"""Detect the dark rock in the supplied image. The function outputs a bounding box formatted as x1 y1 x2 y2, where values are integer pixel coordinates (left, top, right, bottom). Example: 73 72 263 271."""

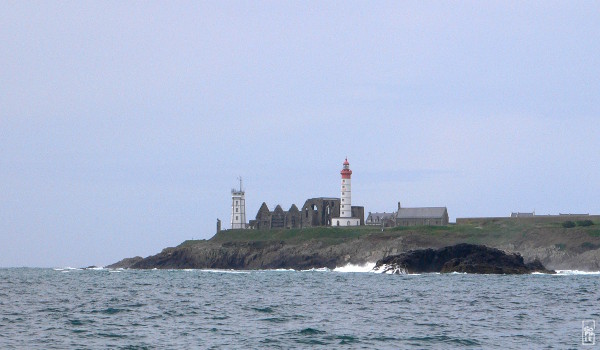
106 256 144 269
374 243 555 274
525 258 555 273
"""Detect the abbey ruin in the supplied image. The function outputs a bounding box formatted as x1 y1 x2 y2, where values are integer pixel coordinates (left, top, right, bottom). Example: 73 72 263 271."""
248 198 365 230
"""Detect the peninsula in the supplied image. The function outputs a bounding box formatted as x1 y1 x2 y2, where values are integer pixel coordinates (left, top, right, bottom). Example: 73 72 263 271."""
108 219 600 271
108 159 599 272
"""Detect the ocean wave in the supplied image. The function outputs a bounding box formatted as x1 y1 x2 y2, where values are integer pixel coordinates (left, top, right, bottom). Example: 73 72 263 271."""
53 267 82 272
300 267 331 272
333 262 376 273
554 270 600 275
85 266 105 271
372 264 406 274
200 269 250 274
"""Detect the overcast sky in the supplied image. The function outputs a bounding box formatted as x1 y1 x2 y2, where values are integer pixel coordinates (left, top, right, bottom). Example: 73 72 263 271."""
1 2 599 267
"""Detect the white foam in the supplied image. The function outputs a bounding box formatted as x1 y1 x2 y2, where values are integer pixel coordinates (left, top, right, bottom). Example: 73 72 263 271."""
333 262 376 273
555 270 600 275
200 269 250 274
183 268 293 273
301 267 331 272
55 267 82 272
86 266 105 270
372 264 408 274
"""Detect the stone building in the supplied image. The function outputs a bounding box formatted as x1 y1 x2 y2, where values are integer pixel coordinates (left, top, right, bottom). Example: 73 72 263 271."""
366 202 449 227
286 204 301 228
365 212 396 227
396 206 449 226
511 212 535 218
250 203 301 230
249 197 364 230
300 197 339 227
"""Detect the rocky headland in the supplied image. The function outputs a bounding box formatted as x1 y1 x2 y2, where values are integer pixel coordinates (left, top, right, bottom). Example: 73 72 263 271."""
107 220 600 272
373 243 555 274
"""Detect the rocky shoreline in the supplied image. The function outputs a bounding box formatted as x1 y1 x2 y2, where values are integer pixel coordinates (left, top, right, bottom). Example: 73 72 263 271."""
373 243 555 274
107 223 600 271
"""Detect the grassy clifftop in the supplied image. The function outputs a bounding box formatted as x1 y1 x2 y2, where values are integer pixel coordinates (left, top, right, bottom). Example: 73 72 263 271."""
182 220 600 252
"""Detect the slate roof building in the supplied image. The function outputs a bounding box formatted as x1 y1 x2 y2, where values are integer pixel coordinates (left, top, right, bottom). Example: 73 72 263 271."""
366 202 449 227
511 212 535 218
365 212 396 227
396 204 449 226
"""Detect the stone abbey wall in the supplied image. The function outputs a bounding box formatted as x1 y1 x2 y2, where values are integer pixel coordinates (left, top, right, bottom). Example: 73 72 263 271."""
249 197 364 229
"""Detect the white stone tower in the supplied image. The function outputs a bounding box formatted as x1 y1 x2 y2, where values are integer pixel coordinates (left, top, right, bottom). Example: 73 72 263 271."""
332 158 361 226
230 177 247 229
340 158 352 218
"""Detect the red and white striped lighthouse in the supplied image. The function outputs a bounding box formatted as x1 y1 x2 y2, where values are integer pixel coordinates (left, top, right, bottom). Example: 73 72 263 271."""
333 158 361 226
340 158 352 218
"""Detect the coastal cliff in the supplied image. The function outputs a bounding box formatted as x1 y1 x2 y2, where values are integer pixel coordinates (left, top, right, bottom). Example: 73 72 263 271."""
107 220 600 271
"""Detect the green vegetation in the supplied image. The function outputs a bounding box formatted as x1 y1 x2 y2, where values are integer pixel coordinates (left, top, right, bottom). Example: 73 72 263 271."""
580 242 599 251
577 220 594 227
562 221 576 228
175 219 600 254
210 226 370 244
587 229 600 238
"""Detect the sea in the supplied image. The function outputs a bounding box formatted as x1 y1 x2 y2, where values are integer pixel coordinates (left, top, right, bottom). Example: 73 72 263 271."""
1 266 598 349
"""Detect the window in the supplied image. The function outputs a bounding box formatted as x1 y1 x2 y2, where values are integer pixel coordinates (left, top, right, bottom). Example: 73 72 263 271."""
235 216 238 220
236 208 238 212
235 201 238 205
341 199 344 202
